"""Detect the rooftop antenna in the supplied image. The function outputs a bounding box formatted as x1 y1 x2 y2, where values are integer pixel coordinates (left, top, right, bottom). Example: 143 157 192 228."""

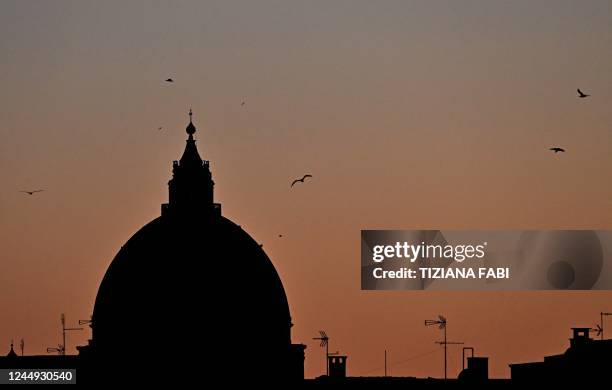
593 324 603 339
313 330 330 376
46 344 64 355
425 315 447 379
47 313 83 356
79 316 93 327
19 339 24 356
599 312 612 340
426 315 463 380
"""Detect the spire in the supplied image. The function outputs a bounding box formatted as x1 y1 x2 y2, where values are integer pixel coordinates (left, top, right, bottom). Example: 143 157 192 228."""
180 109 203 166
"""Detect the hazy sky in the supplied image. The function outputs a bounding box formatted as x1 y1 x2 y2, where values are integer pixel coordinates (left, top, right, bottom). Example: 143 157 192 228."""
1 0 611 379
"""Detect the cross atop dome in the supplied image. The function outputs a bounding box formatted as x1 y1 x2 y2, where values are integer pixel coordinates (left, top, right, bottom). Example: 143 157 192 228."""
186 108 196 136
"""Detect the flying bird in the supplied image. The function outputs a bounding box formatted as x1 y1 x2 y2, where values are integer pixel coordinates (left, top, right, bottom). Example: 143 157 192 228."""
158 126 163 131
549 147 565 153
241 101 246 106
165 78 174 83
278 234 283 238
20 190 44 195
291 174 312 187
577 88 590 98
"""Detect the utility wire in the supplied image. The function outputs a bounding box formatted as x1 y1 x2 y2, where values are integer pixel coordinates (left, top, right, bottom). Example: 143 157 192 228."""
360 348 441 376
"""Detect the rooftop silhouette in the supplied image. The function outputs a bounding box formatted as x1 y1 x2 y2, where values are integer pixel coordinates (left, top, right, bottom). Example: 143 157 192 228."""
1 113 610 386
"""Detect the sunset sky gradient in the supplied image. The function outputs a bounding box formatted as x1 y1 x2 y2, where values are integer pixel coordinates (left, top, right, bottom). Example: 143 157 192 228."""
1 0 612 379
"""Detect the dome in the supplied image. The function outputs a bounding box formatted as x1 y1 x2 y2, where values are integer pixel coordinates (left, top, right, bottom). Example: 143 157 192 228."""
91 215 292 374
87 111 301 381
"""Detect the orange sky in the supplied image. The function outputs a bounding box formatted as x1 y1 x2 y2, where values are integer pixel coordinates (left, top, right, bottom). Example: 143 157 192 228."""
1 0 611 379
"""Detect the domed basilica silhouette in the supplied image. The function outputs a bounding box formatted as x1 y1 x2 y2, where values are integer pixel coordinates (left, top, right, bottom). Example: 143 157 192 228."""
85 110 306 381
0 111 306 384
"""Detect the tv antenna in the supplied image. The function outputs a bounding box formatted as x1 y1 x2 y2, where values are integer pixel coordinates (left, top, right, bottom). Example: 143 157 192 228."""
313 330 330 376
79 316 93 327
592 324 603 338
598 312 612 340
46 313 83 356
426 315 463 380
46 344 64 355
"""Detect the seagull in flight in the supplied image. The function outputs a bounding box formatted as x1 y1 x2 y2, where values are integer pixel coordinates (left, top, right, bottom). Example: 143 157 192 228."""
165 78 174 83
20 190 44 195
291 174 312 187
577 88 590 98
549 147 565 154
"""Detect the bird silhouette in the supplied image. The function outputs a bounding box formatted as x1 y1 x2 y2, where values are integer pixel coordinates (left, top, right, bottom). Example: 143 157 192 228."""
165 78 174 83
291 174 312 187
20 190 43 195
241 101 246 106
278 234 283 238
549 147 565 153
577 88 590 98
158 126 163 131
